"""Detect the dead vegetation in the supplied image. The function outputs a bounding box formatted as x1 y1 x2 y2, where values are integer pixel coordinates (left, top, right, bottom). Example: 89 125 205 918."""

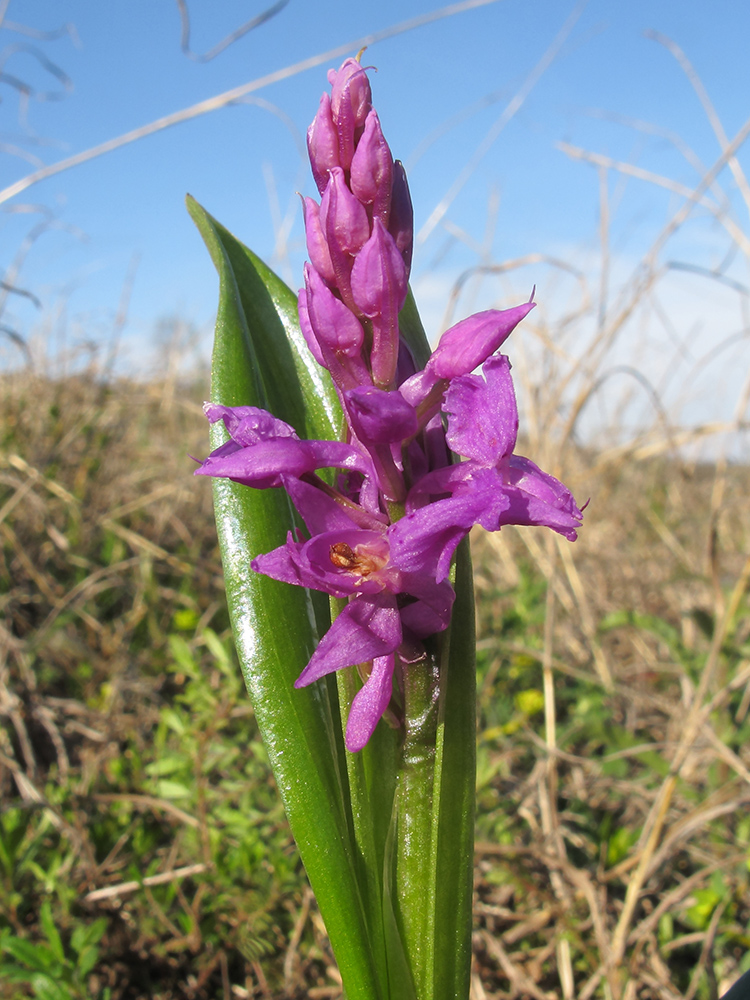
0 363 747 1000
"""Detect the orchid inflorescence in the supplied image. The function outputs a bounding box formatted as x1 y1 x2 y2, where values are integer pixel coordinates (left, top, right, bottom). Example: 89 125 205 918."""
196 55 582 752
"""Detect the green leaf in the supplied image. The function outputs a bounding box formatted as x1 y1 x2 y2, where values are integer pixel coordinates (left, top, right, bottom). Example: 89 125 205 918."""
1 937 62 975
168 634 199 676
70 918 107 956
430 541 476 1000
187 196 385 1000
145 756 185 778
75 944 100 979
399 287 432 371
335 623 402 997
30 973 71 1000
0 966 45 984
39 901 65 965
154 779 192 800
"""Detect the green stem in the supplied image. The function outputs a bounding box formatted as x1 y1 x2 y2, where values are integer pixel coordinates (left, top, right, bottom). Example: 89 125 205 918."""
333 540 476 1000
394 646 440 999
393 541 477 1000
333 597 400 1000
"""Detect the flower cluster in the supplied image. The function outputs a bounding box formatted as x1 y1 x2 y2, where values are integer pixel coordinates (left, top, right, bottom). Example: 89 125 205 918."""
196 57 583 752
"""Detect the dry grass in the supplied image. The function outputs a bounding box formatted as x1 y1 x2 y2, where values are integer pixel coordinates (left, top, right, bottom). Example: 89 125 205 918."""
469 447 750 1000
0 355 748 999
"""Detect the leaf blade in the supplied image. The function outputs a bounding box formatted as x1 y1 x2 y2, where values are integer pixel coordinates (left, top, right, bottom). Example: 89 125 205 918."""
187 196 385 1000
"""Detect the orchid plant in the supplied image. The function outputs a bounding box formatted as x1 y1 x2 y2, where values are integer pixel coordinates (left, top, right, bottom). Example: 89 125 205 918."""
189 54 582 1000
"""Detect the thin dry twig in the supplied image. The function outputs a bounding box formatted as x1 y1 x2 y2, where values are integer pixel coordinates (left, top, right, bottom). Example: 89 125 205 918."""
175 0 289 63
417 0 588 246
83 863 208 903
0 0 503 207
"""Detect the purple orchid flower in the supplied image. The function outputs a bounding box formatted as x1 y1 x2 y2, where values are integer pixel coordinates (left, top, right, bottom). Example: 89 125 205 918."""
197 56 583 751
196 406 454 750
251 477 454 751
401 355 583 553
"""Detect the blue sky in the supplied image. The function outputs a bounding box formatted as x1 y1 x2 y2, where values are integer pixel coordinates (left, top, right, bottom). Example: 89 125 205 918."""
2 0 749 432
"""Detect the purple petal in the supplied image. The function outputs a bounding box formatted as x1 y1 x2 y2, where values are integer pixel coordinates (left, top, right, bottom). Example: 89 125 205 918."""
390 488 509 581
203 403 298 446
195 435 375 490
308 440 378 481
284 476 385 535
195 438 320 488
499 455 583 540
405 463 473 511
398 578 455 637
251 534 346 594
398 366 441 413
443 354 518 464
428 303 535 380
346 386 417 444
295 594 402 686
345 654 395 752
302 529 396 595
422 412 451 473
252 529 389 599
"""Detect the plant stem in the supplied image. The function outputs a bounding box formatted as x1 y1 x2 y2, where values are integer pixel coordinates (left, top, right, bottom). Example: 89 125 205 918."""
394 646 440 998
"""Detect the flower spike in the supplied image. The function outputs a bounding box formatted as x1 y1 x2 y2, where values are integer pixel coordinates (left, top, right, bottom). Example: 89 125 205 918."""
197 57 582 750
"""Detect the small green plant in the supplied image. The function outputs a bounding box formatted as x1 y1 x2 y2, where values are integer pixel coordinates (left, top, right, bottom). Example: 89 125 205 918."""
0 903 108 1000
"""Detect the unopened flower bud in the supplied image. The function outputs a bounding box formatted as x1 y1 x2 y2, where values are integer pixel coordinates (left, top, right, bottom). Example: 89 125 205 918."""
301 196 336 285
297 288 326 369
346 386 415 501
351 110 393 226
307 93 339 195
351 218 407 388
388 161 414 278
320 166 370 310
301 264 370 390
329 58 372 169
320 167 370 255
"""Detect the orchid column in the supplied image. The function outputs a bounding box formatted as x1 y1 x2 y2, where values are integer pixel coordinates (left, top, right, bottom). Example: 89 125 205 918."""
190 53 582 1000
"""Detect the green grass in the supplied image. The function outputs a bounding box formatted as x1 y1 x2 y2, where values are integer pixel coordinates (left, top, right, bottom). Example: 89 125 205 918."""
1 372 749 999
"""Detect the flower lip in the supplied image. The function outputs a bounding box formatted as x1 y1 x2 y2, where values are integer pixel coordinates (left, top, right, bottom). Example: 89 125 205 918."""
306 529 393 591
329 540 389 578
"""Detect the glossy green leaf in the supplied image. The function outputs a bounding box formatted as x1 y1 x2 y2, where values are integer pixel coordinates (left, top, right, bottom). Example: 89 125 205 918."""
430 541 476 1000
187 196 385 1000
